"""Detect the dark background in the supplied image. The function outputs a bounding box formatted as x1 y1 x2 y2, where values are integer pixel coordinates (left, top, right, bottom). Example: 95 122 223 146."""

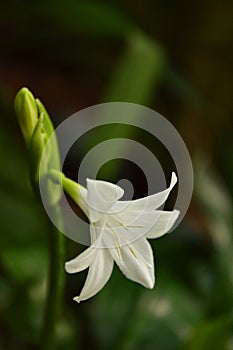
0 1 232 349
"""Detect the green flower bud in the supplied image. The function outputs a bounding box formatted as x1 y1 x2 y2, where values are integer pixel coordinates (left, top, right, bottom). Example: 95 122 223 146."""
14 87 38 146
36 98 54 136
29 113 49 184
35 99 62 205
14 87 62 205
35 98 61 173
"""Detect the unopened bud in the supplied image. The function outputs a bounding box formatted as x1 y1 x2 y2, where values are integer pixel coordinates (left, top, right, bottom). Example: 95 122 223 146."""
14 87 38 146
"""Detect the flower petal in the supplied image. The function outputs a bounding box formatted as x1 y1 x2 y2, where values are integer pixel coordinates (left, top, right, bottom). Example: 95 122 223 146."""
65 222 107 274
90 219 106 245
145 209 180 239
87 178 124 222
103 207 179 245
112 209 180 241
104 232 155 289
110 172 177 215
73 248 114 302
65 246 96 274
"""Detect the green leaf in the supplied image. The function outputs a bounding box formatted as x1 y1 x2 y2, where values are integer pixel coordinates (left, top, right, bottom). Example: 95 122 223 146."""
81 31 167 180
104 31 166 104
194 155 233 312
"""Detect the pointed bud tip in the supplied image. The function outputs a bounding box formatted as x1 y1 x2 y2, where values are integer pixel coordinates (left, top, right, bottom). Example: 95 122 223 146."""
18 87 30 94
35 98 46 115
15 87 35 105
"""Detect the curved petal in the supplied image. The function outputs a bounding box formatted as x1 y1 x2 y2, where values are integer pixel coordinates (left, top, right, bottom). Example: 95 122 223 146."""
111 209 180 241
110 172 177 215
65 223 107 274
73 248 114 302
104 207 179 245
145 209 180 239
104 232 155 289
65 246 96 274
87 178 124 222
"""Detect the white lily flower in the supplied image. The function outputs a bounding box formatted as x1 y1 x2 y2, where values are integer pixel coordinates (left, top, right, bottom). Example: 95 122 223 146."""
59 172 179 302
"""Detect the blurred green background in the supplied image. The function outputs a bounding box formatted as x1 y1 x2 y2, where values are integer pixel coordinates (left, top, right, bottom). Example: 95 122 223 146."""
0 0 232 349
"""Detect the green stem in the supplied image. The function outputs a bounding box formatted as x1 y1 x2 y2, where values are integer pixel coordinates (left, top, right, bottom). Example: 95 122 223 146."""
40 204 65 350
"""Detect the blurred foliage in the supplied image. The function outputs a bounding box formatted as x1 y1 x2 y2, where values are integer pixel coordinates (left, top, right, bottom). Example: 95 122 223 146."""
0 0 233 349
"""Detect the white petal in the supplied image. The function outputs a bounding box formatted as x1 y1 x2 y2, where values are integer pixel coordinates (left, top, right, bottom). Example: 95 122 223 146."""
87 179 124 222
104 208 179 245
90 215 107 244
110 172 177 215
104 233 155 289
65 224 106 274
145 209 180 239
112 209 180 241
73 248 114 302
65 246 96 274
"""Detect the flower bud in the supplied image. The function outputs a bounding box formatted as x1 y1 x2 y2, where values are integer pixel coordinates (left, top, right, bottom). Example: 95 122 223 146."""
14 87 38 146
29 113 48 184
36 98 61 172
15 87 62 205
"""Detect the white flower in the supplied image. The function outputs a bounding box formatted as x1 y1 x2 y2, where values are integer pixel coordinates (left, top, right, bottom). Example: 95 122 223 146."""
61 172 179 302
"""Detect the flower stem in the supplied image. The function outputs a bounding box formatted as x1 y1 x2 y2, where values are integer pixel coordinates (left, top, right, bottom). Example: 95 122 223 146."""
40 204 65 350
